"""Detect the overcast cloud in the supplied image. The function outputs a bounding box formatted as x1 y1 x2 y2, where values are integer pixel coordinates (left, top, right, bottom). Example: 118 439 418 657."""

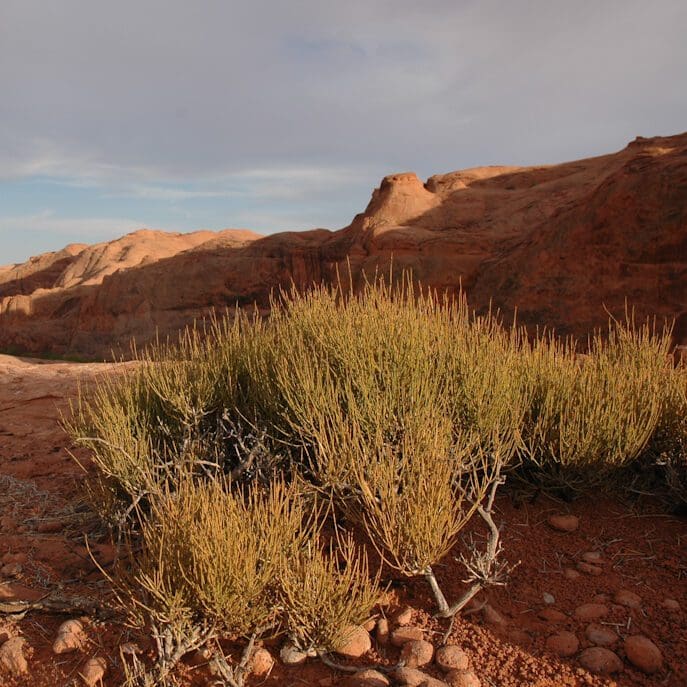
1 0 686 264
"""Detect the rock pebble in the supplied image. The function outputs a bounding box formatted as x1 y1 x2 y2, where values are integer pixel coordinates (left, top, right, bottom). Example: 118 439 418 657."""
363 617 377 632
53 619 86 654
280 642 307 665
624 635 663 674
563 568 581 580
435 645 470 672
581 551 604 564
542 592 555 605
336 625 372 658
545 631 579 657
0 637 28 675
251 648 274 677
393 607 414 626
391 626 424 647
80 656 106 686
576 561 603 576
445 671 481 687
578 647 623 674
394 667 434 686
400 639 434 668
613 589 641 609
585 623 618 646
574 603 608 621
661 598 681 612
547 514 579 532
538 608 567 622
376 617 390 645
344 669 390 687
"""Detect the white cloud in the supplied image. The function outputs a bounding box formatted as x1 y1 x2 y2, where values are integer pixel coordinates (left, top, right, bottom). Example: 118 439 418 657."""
0 210 146 237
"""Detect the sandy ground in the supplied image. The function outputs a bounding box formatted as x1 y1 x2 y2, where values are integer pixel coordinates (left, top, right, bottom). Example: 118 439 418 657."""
0 354 685 686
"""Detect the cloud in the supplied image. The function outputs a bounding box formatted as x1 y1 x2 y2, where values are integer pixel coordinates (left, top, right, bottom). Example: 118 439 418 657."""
0 211 146 237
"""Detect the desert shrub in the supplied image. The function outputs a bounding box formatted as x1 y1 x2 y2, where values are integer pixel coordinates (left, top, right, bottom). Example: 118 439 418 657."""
280 533 380 653
518 317 674 490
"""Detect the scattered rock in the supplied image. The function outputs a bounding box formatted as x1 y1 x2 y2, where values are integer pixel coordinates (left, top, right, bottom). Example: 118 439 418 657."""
376 617 390 645
538 608 567 622
547 514 579 532
279 642 307 665
0 637 28 675
578 647 623 674
363 617 378 632
445 670 481 687
435 645 470 672
251 648 274 677
336 625 372 658
418 679 449 687
592 593 609 604
576 562 603 576
391 626 424 647
80 656 106 686
53 619 86 654
0 583 13 600
574 603 608 621
542 592 555 605
37 519 63 534
481 604 507 627
0 563 21 577
400 639 434 668
185 647 212 667
347 669 390 687
545 631 579 657
119 642 142 656
393 607 414 626
585 623 618 646
661 598 681 612
563 568 581 580
613 589 641 609
624 635 663 674
581 551 604 564
394 667 433 687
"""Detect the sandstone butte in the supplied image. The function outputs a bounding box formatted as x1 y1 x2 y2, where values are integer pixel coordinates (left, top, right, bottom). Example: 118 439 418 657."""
0 132 685 359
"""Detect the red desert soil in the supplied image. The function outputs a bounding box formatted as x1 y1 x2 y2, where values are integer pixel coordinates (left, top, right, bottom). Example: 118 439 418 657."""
0 354 685 687
1 132 686 359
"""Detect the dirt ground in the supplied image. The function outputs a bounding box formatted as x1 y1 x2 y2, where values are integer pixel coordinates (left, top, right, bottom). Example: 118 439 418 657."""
0 354 685 687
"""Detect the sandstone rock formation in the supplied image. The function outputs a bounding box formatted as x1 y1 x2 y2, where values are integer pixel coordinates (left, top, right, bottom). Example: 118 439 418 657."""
1 133 685 358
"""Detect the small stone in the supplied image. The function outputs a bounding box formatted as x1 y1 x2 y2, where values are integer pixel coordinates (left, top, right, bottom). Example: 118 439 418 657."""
37 520 63 534
445 670 481 687
393 607 414 626
185 647 212 667
613 589 641 609
394 667 433 687
563 568 581 580
578 647 623 674
119 642 142 656
481 604 507 627
0 583 13 600
347 669 390 687
336 625 372 658
661 598 681 612
0 563 21 577
585 623 618 646
53 619 86 654
546 631 579 657
574 603 609 621
279 642 307 665
435 645 469 672
548 514 579 532
538 608 567 622
251 648 274 677
376 617 390 645
363 617 377 632
624 635 663 674
80 656 106 686
582 551 604 564
418 679 450 687
391 626 424 647
542 592 555 605
0 637 28 675
592 593 609 604
318 679 334 687
576 562 603 576
400 639 434 668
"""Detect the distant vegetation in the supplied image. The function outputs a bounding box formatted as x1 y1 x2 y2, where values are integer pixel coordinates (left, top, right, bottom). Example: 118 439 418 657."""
66 277 687 685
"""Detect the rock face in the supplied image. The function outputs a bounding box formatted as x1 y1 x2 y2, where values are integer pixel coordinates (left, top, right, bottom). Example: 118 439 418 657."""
1 133 686 358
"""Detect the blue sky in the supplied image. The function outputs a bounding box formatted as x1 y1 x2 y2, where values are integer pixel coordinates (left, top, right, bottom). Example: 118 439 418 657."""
2 0 686 265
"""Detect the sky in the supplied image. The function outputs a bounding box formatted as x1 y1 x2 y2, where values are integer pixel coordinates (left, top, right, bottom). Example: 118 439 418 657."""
1 1 686 265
